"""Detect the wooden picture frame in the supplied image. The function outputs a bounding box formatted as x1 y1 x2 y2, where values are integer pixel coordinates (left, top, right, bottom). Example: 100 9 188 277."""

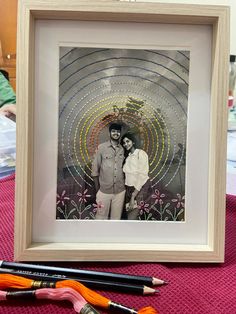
15 0 229 262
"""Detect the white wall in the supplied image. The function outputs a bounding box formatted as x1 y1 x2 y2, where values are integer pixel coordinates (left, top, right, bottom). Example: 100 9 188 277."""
135 0 236 54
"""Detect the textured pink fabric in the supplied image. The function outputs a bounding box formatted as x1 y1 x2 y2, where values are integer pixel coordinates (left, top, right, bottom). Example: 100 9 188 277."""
0 174 236 314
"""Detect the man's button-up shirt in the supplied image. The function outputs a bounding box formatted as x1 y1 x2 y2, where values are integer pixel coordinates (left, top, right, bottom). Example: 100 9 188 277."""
91 141 125 194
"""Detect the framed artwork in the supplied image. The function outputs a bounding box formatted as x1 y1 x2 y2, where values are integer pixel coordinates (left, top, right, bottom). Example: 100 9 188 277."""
15 0 229 262
57 46 188 221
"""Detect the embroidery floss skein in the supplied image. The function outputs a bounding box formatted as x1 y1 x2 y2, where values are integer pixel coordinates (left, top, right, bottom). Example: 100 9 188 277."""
0 287 100 314
0 274 158 314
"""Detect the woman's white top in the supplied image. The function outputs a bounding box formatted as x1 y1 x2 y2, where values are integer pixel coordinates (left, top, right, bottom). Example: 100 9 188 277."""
123 149 149 191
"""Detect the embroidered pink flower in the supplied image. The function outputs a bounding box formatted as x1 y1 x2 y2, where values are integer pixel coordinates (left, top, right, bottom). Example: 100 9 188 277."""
56 190 70 206
93 201 104 213
137 201 149 213
152 189 165 205
172 193 185 208
77 189 91 203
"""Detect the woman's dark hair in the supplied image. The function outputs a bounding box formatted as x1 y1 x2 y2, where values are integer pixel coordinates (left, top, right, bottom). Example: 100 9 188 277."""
121 132 137 147
121 132 138 159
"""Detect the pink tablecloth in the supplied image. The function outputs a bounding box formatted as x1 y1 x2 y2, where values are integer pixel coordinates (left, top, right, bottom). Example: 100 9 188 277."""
1 174 236 314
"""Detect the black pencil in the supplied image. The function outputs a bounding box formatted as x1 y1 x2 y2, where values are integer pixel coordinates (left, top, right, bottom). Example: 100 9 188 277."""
0 268 158 295
0 260 166 286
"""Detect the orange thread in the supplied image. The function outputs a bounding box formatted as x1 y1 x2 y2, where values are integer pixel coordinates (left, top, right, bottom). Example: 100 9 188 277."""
138 306 159 314
56 280 109 308
0 274 33 289
0 274 158 314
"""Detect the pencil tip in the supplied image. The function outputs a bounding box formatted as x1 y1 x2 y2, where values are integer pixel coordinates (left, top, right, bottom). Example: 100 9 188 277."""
143 286 156 295
152 277 168 286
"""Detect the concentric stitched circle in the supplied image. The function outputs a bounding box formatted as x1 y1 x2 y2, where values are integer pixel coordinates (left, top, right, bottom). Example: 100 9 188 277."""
58 47 189 192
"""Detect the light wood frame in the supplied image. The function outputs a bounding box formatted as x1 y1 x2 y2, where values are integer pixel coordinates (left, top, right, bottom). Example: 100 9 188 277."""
15 0 229 262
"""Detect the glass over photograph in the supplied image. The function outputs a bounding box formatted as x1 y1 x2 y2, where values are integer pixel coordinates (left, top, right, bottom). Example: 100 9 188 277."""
56 47 189 221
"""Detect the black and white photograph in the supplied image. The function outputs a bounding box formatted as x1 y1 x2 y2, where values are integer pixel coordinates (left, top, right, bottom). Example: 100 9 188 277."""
56 47 189 221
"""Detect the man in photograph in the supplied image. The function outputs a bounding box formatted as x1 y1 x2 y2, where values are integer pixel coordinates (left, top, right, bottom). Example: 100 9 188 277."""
91 123 126 219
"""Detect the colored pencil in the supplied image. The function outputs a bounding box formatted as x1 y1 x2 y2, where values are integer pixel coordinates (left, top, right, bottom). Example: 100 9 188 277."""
0 268 158 295
0 260 166 286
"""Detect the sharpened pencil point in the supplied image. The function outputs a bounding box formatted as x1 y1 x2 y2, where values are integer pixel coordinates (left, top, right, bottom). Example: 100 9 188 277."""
152 277 167 286
143 286 156 295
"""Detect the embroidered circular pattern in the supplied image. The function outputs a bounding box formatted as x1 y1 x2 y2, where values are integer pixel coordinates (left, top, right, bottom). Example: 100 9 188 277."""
59 48 189 191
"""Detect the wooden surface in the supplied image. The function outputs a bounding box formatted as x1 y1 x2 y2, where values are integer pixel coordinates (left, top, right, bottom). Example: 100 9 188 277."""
0 0 17 90
15 0 229 262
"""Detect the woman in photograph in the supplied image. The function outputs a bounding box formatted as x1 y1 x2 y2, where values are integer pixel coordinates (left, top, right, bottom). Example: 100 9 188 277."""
121 133 152 220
